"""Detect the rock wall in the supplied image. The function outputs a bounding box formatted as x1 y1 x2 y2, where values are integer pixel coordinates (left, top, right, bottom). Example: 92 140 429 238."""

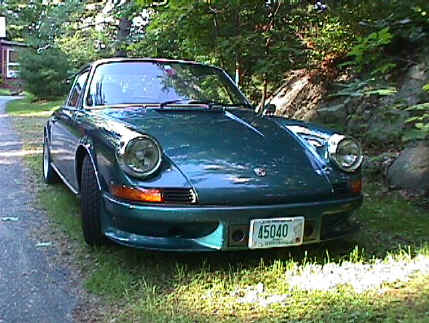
265 69 328 121
267 50 428 145
267 50 429 195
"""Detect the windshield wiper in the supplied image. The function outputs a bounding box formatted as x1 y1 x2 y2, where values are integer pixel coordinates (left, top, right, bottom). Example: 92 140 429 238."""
187 100 225 109
158 99 251 110
159 99 191 108
159 99 224 109
223 102 253 109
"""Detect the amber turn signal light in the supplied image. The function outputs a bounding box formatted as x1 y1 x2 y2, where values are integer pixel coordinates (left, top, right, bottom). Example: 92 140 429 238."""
350 179 362 194
111 185 164 203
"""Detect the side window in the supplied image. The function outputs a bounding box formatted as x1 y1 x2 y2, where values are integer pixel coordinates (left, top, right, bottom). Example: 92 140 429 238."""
67 71 89 107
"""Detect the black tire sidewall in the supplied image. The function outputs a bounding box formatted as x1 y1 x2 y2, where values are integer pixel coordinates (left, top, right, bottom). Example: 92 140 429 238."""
43 136 59 184
80 155 105 246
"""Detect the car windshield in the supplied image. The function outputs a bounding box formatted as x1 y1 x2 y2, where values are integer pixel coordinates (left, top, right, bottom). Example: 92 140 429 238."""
86 61 249 108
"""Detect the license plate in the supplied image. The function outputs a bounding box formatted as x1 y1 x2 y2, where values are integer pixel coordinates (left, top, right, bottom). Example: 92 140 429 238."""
248 217 305 249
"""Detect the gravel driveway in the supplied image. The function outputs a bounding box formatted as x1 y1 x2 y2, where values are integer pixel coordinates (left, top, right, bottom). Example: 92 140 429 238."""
0 96 76 323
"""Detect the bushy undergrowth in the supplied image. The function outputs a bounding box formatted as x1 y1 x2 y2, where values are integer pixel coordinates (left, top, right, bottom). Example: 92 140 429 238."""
18 48 71 100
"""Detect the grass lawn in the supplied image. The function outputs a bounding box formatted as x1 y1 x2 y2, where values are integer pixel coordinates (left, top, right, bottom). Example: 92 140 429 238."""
0 88 12 96
7 97 429 322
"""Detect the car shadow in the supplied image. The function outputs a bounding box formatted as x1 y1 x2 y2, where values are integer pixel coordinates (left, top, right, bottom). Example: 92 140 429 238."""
99 237 362 275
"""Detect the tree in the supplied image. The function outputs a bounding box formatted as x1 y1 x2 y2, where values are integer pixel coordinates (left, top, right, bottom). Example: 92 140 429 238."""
129 0 306 104
0 0 45 41
4 0 87 97
19 47 70 99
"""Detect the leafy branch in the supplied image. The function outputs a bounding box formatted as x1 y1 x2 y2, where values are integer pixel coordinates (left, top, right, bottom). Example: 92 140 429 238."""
403 85 429 142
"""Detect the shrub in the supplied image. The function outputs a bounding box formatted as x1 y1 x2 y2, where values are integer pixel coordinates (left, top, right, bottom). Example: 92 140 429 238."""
18 47 71 99
344 27 395 74
403 84 429 142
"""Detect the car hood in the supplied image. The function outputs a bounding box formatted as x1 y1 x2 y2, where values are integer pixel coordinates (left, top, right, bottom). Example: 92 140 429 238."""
104 107 334 205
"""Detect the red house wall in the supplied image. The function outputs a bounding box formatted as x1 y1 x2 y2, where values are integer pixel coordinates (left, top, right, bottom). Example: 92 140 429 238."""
0 41 25 90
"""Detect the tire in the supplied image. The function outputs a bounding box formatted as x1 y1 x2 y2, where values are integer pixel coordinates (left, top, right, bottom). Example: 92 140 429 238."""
43 136 60 184
80 155 106 246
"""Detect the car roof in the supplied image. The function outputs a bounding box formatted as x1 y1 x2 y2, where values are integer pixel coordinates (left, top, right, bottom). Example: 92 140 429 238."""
74 57 219 77
90 57 213 68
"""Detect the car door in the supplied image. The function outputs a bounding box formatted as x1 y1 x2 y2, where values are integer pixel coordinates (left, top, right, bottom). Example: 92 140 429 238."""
51 70 89 190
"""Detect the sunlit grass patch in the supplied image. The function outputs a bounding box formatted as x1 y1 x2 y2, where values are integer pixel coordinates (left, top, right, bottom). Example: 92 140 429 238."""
6 97 66 164
110 251 429 322
0 88 12 96
6 96 429 322
6 96 64 117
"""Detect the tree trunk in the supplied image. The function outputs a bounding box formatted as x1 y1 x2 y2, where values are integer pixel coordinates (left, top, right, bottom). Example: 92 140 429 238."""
235 5 241 86
116 16 131 57
261 75 268 109
209 2 226 69
259 2 281 111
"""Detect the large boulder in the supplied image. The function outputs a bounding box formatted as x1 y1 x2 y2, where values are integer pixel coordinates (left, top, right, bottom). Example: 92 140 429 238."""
387 141 429 195
383 61 429 107
266 69 327 121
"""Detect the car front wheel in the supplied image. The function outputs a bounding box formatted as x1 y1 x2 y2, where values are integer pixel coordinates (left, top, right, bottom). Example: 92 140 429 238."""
80 155 105 246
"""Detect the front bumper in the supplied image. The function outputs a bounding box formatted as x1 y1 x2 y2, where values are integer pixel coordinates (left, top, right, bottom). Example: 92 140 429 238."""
101 193 362 251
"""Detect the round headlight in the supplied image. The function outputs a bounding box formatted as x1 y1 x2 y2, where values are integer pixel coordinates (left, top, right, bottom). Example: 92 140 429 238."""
328 134 363 172
117 135 162 178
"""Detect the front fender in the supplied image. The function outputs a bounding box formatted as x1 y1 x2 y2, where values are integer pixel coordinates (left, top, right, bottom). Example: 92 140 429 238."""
75 136 104 193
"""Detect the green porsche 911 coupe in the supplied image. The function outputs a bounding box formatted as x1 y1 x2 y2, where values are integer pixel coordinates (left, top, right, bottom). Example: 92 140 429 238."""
43 58 363 251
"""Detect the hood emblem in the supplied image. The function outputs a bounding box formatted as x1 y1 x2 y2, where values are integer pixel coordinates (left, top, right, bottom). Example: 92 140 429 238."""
254 167 267 177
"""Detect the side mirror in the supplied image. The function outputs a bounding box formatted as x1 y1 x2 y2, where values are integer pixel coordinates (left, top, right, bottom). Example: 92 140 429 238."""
263 103 276 115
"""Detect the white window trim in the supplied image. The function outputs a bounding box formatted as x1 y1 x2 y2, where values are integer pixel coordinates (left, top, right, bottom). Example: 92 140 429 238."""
6 48 19 78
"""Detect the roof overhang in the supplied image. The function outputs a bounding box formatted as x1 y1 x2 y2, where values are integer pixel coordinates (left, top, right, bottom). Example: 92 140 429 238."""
0 40 27 47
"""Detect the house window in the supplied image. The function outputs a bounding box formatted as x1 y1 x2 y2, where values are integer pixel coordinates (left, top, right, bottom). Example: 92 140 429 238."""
7 48 19 78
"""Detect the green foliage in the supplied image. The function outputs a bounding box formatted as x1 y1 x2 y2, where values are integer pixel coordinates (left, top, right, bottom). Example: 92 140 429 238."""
1 0 84 44
346 27 394 74
2 0 118 95
403 101 429 142
325 0 429 39
129 0 306 103
357 1 429 43
312 17 355 58
2 0 427 107
56 29 113 69
296 8 356 66
402 84 429 142
326 0 429 77
0 88 12 96
128 0 428 103
0 0 44 41
329 78 397 99
18 48 71 99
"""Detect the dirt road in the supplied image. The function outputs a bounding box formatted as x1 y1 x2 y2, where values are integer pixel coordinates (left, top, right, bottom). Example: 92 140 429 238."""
0 96 76 323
